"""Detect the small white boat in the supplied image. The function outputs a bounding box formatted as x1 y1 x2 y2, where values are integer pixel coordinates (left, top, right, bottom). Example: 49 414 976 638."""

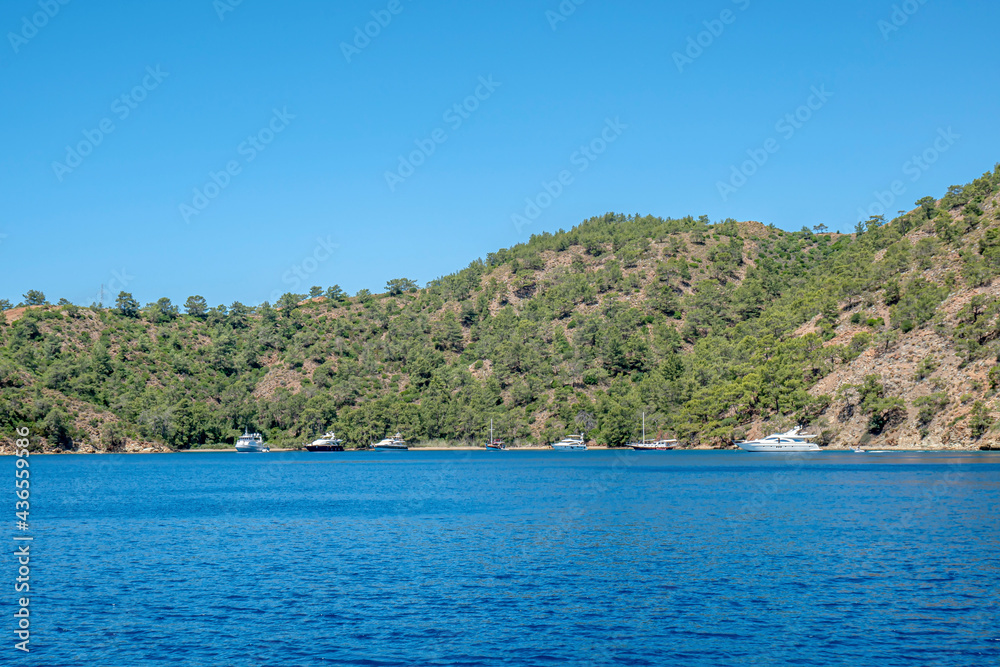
851 447 865 453
628 413 678 450
550 434 587 450
736 427 820 452
371 433 408 451
235 429 269 453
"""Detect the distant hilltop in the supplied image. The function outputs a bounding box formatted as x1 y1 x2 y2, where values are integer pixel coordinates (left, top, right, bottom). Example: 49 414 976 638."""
2 164 1000 453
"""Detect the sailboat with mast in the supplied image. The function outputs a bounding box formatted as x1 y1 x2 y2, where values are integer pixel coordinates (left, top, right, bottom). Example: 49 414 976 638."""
628 413 678 451
484 419 506 450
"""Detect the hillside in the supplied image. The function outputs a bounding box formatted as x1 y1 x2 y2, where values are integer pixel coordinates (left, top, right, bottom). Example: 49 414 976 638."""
2 164 1000 453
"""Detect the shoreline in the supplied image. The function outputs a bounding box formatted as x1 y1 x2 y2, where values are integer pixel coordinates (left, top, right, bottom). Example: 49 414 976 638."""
3 444 992 456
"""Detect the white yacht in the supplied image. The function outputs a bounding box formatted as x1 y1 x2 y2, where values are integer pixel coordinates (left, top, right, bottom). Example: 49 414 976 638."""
235 429 269 453
628 412 678 450
371 433 408 451
736 427 820 452
305 431 344 452
550 434 587 450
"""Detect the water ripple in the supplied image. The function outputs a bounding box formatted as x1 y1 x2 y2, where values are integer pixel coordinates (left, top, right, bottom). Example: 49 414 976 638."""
18 450 1000 666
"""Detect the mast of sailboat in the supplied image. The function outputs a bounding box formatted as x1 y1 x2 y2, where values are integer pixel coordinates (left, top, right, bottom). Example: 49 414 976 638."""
642 412 645 445
490 418 493 444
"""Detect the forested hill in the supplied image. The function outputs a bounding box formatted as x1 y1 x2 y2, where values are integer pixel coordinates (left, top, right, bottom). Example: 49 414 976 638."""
3 165 1000 453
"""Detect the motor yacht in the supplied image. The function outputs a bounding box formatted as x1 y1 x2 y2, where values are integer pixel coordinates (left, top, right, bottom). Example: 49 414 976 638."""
371 433 408 451
305 431 344 451
736 427 820 452
550 434 587 450
235 429 269 453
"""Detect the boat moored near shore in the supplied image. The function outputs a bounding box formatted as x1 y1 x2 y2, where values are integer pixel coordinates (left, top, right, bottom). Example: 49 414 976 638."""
550 434 587 450
627 413 678 450
371 433 408 451
235 430 269 453
304 431 344 451
736 427 820 452
631 439 679 451
483 419 506 450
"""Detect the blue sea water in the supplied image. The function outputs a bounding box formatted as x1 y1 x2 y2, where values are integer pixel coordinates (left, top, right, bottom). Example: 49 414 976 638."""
11 450 1000 666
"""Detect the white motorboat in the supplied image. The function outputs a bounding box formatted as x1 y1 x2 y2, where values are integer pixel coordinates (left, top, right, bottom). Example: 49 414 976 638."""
235 429 269 453
628 412 678 450
550 434 587 450
305 431 344 452
371 433 408 451
736 427 820 452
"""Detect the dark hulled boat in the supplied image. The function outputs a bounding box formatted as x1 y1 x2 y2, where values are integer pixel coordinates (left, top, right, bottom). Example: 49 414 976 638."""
304 432 344 451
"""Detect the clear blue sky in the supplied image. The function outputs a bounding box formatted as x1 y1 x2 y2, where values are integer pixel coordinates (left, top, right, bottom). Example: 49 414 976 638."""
2 0 998 307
